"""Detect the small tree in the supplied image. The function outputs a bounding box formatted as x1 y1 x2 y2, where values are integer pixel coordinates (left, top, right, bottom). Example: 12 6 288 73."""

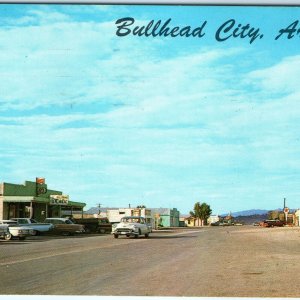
190 202 212 226
137 205 146 208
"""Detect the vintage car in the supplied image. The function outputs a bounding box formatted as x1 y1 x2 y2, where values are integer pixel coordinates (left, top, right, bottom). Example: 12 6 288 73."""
112 216 151 238
0 223 10 240
260 219 284 227
44 218 85 235
10 218 54 235
0 220 34 240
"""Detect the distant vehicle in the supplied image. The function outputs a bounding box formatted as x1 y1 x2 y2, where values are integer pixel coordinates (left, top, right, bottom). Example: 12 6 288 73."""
112 216 151 239
260 219 284 227
234 223 243 226
10 218 54 235
218 222 232 226
44 218 85 235
210 222 220 226
0 220 34 240
73 217 112 234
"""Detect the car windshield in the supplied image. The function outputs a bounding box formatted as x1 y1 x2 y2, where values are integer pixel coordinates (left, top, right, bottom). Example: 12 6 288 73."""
121 217 144 223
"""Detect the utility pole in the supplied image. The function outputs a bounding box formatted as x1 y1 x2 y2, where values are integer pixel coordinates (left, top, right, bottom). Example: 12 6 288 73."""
98 203 101 215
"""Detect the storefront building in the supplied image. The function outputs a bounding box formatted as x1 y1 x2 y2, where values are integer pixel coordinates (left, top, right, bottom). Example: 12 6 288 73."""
0 178 85 222
150 208 180 227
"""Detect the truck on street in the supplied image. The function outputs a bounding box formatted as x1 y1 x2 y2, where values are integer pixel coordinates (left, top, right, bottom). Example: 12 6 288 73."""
73 217 112 233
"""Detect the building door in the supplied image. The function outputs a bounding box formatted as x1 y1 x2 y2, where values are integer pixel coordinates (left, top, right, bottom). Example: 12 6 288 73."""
8 204 17 218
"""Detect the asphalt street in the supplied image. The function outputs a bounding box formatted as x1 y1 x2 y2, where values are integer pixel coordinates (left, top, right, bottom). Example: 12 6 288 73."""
1 226 300 297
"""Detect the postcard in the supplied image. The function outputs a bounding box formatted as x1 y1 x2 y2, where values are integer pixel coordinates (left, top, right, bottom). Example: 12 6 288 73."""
0 2 300 299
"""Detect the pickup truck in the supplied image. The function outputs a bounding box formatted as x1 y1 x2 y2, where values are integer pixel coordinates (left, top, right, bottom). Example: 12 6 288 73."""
260 219 284 227
73 217 112 234
10 218 54 235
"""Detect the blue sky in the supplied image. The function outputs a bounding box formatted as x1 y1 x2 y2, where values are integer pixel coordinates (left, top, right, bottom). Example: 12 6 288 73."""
1 5 300 214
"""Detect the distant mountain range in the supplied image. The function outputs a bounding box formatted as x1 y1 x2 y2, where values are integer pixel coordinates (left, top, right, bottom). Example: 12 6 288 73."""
221 208 298 217
221 209 270 217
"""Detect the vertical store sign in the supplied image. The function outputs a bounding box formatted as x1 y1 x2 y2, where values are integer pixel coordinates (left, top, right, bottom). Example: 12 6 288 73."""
36 177 47 195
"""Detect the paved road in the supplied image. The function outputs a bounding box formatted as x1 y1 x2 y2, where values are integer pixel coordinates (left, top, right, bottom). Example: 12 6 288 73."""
1 226 300 297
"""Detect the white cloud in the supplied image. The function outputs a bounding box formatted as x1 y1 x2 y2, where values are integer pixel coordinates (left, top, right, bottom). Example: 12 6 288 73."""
1 8 300 213
248 55 300 94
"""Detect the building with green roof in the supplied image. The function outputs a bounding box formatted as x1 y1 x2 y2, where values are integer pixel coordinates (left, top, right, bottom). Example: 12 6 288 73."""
0 178 85 222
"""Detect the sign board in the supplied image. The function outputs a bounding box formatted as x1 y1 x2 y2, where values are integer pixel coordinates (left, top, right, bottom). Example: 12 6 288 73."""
36 185 47 195
50 195 69 205
36 177 45 184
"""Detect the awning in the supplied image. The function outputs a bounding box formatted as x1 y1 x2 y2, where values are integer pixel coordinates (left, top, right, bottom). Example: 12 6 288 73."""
3 196 35 203
3 196 85 207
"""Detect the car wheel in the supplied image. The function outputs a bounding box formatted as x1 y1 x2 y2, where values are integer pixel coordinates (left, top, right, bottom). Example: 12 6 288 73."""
114 234 119 238
4 233 12 241
31 230 39 236
99 228 106 234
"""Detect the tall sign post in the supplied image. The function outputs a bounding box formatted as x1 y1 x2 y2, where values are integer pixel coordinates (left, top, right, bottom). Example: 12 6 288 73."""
284 207 289 224
36 177 47 196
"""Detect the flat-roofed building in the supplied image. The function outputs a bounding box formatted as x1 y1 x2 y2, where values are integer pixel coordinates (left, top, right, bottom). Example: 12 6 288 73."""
0 179 85 222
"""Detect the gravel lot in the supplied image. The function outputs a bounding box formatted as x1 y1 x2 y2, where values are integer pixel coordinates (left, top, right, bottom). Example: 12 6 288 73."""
0 226 300 297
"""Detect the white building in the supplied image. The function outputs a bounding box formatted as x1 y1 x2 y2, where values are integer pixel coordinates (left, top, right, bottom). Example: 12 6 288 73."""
207 215 220 225
107 208 152 224
295 209 300 226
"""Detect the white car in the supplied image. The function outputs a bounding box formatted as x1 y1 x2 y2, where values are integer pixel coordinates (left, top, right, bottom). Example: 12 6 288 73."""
0 220 34 240
112 216 151 238
10 218 54 235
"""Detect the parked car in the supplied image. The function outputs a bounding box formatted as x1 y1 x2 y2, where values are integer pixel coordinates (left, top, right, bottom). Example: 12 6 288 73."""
0 220 34 240
112 216 151 239
10 218 54 235
44 218 85 235
260 219 284 227
0 223 10 240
